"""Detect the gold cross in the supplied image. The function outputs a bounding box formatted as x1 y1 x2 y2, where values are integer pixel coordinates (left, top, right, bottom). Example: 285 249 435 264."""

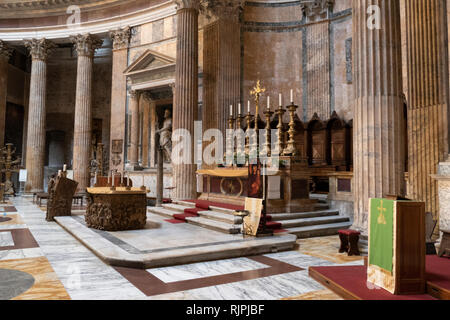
250 80 266 130
377 200 387 225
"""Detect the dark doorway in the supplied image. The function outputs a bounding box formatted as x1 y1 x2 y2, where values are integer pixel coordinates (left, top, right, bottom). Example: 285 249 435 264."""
5 102 24 157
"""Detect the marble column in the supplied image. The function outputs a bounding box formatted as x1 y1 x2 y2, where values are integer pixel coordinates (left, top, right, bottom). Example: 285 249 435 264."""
202 0 243 137
71 34 103 191
352 0 405 233
128 90 141 168
109 27 131 172
401 0 449 223
24 38 56 193
0 41 13 147
172 0 199 200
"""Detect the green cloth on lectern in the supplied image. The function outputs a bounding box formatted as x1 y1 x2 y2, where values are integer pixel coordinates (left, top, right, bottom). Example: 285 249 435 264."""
369 198 394 273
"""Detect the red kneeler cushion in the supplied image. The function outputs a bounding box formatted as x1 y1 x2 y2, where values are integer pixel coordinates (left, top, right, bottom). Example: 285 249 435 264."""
339 229 361 236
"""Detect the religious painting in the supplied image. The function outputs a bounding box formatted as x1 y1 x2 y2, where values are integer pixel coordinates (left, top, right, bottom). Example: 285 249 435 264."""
242 197 263 236
111 139 123 154
247 161 263 199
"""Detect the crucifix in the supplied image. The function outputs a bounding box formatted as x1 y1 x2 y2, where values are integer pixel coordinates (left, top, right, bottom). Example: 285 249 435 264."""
377 200 387 225
250 80 266 132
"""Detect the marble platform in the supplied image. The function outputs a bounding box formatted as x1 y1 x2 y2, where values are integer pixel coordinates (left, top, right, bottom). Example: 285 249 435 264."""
54 212 297 269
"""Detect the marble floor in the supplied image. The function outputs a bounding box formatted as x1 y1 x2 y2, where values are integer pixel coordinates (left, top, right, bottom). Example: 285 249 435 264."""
0 196 364 300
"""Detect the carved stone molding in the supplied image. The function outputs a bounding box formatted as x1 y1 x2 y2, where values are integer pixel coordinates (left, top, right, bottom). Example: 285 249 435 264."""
71 34 103 58
129 89 140 100
110 27 131 50
24 38 57 61
174 0 201 11
0 41 13 60
300 0 334 17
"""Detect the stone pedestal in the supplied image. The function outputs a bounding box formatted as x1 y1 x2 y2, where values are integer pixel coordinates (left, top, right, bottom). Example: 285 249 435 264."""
431 157 450 242
172 0 200 200
352 0 405 233
24 38 56 193
85 187 147 231
72 34 103 191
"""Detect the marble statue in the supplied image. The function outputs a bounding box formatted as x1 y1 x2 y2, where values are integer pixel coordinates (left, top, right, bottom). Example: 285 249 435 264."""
156 109 172 163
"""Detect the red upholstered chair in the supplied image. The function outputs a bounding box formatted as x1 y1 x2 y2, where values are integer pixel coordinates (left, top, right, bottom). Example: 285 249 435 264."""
338 229 361 256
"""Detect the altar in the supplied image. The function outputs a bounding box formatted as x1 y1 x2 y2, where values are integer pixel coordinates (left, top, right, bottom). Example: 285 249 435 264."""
85 187 147 231
198 157 318 213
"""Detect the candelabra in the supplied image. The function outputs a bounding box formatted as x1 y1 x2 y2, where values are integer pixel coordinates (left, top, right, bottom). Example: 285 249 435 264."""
236 113 245 165
244 112 253 160
227 115 235 167
282 103 299 156
263 109 274 157
274 106 286 156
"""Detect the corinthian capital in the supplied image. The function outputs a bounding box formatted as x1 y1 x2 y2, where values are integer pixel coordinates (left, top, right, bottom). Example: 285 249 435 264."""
71 34 103 58
300 0 334 17
174 0 201 11
24 38 57 62
110 27 131 50
200 0 244 18
0 41 13 61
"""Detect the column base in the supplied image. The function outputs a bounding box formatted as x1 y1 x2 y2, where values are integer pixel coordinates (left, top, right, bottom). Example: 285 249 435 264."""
125 163 144 171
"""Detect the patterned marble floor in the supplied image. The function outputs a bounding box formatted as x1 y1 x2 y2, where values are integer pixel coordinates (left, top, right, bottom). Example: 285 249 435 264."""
0 196 364 300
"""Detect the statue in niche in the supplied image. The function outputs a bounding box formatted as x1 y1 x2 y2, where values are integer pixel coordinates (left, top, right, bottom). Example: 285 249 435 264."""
156 109 172 163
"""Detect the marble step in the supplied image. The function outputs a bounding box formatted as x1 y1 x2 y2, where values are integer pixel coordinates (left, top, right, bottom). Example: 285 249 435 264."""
185 216 242 234
269 209 339 220
314 203 330 210
161 203 192 213
173 200 197 208
287 221 352 238
197 210 243 224
147 206 178 218
275 216 349 228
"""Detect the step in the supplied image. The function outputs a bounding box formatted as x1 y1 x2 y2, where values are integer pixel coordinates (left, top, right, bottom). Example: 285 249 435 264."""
173 200 197 208
287 221 352 238
161 203 190 213
197 210 243 224
275 216 349 229
185 216 242 234
208 205 236 215
314 203 330 210
269 210 339 221
147 206 178 218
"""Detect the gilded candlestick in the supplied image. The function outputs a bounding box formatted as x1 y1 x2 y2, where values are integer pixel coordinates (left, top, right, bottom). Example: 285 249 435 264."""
275 106 286 156
282 103 298 156
263 110 274 157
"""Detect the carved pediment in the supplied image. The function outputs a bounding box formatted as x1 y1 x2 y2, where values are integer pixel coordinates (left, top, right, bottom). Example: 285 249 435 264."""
124 49 175 76
124 49 176 90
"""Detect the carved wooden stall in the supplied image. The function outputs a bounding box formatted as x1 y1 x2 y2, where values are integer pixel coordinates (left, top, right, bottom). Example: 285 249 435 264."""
294 115 308 163
327 111 351 170
307 113 328 167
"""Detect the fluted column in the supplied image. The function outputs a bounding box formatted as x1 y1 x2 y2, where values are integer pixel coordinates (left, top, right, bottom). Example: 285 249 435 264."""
72 34 103 191
128 90 141 167
24 38 56 193
109 27 131 172
172 0 199 200
402 0 449 222
0 41 13 147
352 0 405 233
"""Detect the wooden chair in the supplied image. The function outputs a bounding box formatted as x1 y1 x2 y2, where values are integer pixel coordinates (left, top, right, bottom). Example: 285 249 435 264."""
438 229 450 257
425 212 437 255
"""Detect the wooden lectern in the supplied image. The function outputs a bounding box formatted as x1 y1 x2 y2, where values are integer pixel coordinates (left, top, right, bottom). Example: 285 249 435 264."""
367 198 426 295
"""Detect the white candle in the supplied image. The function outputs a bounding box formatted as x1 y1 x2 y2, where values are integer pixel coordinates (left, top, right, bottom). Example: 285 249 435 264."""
267 96 270 110
58 170 62 177
290 89 294 104
127 173 130 187
112 172 115 186
63 164 67 171
230 105 233 116
279 93 282 107
238 103 241 115
248 101 250 113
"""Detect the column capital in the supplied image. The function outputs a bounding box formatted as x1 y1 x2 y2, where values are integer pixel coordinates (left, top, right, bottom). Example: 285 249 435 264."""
174 0 201 11
24 38 56 62
129 89 140 100
71 34 103 58
300 0 334 17
110 27 131 50
142 92 155 103
200 0 244 18
0 41 13 61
